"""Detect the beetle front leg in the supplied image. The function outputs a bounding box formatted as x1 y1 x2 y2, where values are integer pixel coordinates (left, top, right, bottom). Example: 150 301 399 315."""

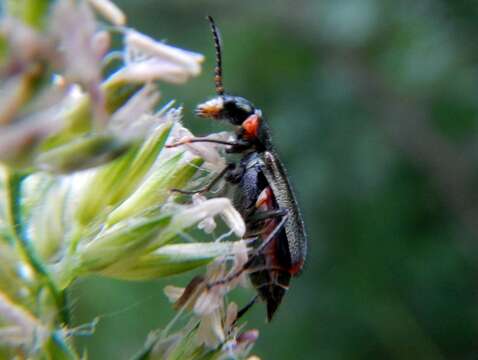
166 137 239 148
166 137 250 154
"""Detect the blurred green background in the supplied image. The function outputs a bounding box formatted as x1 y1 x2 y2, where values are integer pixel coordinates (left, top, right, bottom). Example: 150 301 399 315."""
73 0 478 359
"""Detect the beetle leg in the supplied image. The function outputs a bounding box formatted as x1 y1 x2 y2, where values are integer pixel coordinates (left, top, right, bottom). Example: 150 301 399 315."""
166 137 251 154
206 257 253 289
166 137 239 148
253 278 290 293
206 264 286 289
170 164 234 195
207 213 289 289
244 209 288 237
251 210 289 255
247 208 288 223
234 295 259 324
224 162 246 184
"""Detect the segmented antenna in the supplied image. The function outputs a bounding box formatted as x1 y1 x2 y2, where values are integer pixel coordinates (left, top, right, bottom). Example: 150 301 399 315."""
207 16 225 95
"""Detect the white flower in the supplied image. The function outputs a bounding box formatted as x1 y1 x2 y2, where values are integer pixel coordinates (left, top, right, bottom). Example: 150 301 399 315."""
87 0 126 26
0 292 48 348
169 198 245 239
124 30 204 75
223 329 260 359
111 30 204 84
164 240 250 314
0 17 52 65
50 0 103 86
196 309 225 347
163 239 253 348
109 83 161 139
168 128 231 172
0 97 66 162
193 194 218 233
194 264 227 316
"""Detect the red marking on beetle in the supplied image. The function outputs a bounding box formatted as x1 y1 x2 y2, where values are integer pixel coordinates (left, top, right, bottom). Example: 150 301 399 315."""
256 187 273 209
242 114 260 140
255 186 303 276
288 260 304 276
256 187 280 259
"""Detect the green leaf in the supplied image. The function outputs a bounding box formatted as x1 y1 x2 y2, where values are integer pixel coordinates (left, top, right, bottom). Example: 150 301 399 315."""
35 134 131 173
109 122 173 204
77 215 172 273
74 147 139 227
105 154 203 226
104 242 237 280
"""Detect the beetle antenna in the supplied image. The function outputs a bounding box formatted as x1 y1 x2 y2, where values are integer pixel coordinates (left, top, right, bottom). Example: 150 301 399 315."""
207 15 225 95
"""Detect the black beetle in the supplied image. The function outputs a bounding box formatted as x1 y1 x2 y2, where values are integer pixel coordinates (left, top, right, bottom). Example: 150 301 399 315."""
168 16 307 321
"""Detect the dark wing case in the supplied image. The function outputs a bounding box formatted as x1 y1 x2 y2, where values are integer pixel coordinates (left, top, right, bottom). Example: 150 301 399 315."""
261 151 307 273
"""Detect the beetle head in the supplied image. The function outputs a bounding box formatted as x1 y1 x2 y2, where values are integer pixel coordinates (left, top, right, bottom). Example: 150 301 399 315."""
199 17 271 150
196 95 258 125
199 18 259 126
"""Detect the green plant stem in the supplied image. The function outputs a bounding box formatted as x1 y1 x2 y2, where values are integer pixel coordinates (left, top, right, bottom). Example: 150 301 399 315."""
4 168 70 326
47 331 79 360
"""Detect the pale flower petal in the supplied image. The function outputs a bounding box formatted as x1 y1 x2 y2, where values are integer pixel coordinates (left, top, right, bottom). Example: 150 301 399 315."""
163 285 185 303
0 104 64 163
0 17 51 64
225 302 239 331
167 127 230 172
168 198 233 235
87 0 126 26
194 286 224 316
0 292 48 347
111 59 191 84
166 198 245 242
91 30 111 60
196 311 225 348
125 30 204 75
109 83 160 136
221 203 246 238
50 0 102 85
226 241 250 288
193 194 217 234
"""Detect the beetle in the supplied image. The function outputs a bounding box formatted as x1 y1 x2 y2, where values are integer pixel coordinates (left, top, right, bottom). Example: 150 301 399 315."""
168 16 307 321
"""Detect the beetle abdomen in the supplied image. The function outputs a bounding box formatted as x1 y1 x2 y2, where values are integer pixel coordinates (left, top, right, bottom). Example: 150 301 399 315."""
245 184 294 320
